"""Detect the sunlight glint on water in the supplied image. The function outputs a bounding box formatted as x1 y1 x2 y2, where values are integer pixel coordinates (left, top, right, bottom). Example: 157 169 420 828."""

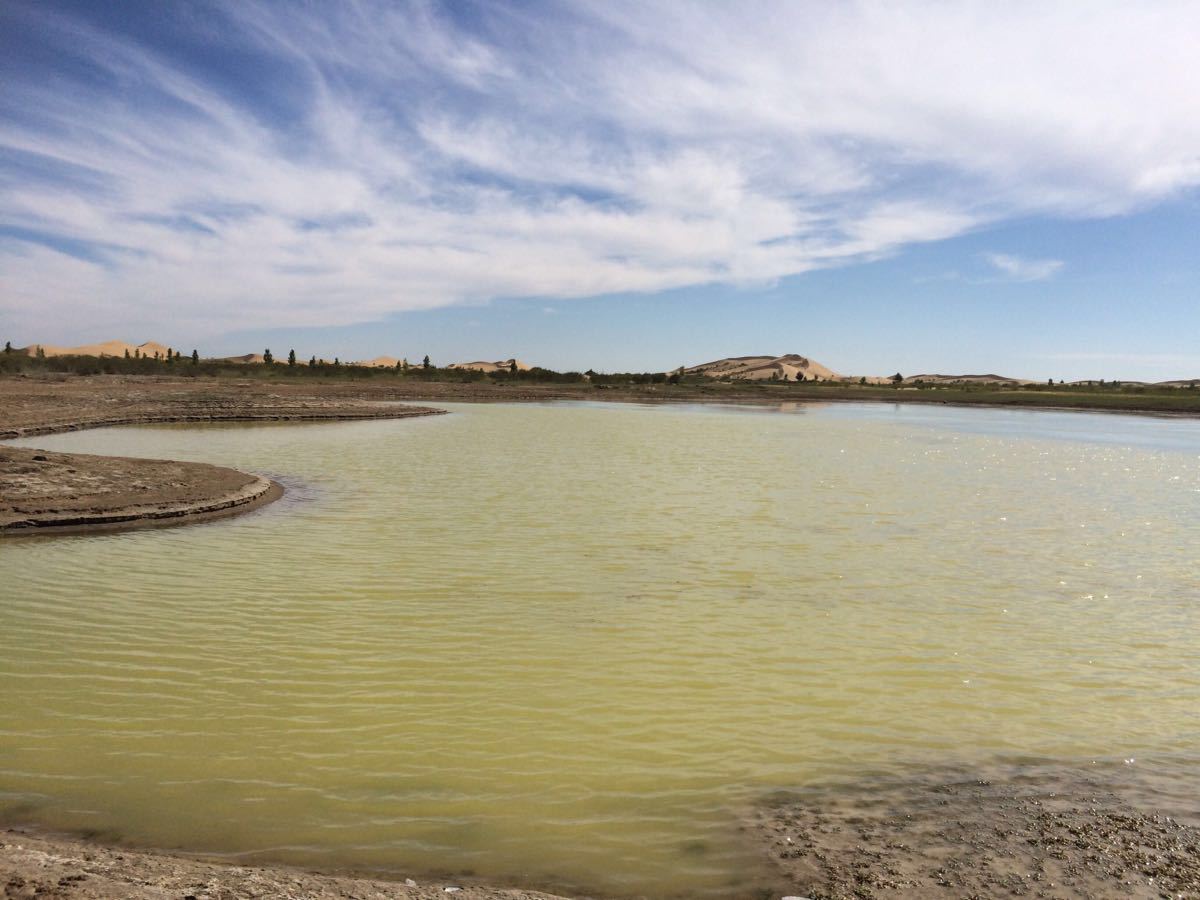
2 402 1199 897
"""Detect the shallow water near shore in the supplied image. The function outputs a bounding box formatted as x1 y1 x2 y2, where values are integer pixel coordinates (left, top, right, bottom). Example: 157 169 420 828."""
3 401 1199 897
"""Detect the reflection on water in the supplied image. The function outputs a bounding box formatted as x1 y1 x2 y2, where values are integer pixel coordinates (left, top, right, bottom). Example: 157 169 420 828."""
2 402 1199 897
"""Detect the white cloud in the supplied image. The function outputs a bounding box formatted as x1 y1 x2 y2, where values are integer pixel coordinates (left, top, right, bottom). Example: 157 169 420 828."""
983 253 1065 282
2 1 1199 341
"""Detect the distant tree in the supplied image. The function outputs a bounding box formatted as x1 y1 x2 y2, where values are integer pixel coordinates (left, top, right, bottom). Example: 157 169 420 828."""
191 349 199 365
4 341 13 354
422 354 431 370
395 360 402 371
36 345 45 359
263 348 274 365
1048 377 1053 386
402 358 409 372
334 357 340 367
859 376 866 385
309 355 317 368
510 360 518 374
166 348 174 364
891 372 903 384
288 349 297 367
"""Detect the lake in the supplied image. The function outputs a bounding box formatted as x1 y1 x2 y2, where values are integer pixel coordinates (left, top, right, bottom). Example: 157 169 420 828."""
3 401 1199 897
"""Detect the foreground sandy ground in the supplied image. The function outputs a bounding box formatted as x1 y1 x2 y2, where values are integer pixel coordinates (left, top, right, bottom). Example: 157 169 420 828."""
5 764 1198 900
752 763 1200 898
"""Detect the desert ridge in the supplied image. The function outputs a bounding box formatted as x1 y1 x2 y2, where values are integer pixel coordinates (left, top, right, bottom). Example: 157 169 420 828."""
682 354 892 383
682 355 1044 385
8 340 1197 387
902 373 1031 385
447 358 532 373
356 356 402 368
16 339 173 359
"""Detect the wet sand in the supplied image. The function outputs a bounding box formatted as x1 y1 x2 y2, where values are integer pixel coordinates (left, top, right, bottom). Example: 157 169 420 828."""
0 445 281 533
752 761 1200 899
6 762 1198 900
0 830 571 900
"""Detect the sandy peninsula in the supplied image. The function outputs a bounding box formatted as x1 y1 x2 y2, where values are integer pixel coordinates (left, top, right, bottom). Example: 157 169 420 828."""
0 377 444 534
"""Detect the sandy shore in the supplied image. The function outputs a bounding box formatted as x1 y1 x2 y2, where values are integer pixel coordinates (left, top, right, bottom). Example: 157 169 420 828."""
0 377 444 534
0 831 571 900
752 761 1200 899
4 762 1198 900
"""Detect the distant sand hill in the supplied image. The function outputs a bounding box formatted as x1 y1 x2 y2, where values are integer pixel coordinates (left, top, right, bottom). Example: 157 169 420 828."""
18 340 173 359
353 356 401 368
684 354 856 382
220 353 267 364
902 373 1029 385
447 358 531 373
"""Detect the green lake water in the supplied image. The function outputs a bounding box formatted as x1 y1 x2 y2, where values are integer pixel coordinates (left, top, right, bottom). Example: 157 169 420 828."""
2 401 1199 896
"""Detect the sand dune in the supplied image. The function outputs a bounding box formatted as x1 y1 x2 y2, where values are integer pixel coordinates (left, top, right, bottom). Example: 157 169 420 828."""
355 356 402 368
683 354 849 382
903 373 1030 385
448 358 532 373
18 340 173 359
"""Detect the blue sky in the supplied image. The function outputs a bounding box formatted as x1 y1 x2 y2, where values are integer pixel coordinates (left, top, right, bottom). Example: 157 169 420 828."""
2 1 1199 380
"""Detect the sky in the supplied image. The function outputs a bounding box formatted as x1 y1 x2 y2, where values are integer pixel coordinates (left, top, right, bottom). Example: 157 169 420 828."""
2 1 1199 380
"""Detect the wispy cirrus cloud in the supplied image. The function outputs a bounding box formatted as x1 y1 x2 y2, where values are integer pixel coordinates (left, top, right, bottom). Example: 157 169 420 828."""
983 253 1065 282
2 1 1199 342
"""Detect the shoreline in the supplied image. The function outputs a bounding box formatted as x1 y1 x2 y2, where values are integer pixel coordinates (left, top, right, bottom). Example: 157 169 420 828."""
0 393 445 535
4 758 1198 899
0 407 447 442
0 828 572 900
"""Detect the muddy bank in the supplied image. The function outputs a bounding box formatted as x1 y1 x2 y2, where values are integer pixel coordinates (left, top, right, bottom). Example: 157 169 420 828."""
0 379 445 441
0 830 572 900
0 378 444 533
5 762 1199 900
751 760 1200 899
0 445 283 533
0 376 537 439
